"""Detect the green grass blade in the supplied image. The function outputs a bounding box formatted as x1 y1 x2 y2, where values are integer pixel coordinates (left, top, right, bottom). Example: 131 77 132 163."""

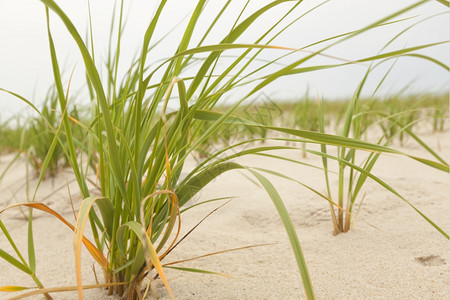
27 214 36 274
163 266 231 277
176 162 242 207
356 41 449 63
0 249 32 275
0 221 28 267
251 167 337 207
247 169 314 300
44 7 90 197
433 0 449 6
401 53 449 71
173 0 206 75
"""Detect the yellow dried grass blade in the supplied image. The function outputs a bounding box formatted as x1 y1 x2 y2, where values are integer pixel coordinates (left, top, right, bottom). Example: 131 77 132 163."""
143 234 174 300
141 191 181 262
0 286 33 292
163 242 277 267
7 282 127 300
73 196 105 300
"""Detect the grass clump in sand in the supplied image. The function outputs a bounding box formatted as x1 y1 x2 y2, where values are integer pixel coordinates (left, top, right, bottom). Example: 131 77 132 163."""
0 119 23 156
1 1 318 299
316 70 449 235
22 88 71 178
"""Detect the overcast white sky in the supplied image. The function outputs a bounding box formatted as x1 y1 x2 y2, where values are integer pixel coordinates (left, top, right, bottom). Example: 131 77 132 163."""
0 0 448 119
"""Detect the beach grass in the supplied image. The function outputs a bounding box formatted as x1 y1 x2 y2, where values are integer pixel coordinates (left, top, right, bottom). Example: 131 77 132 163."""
0 0 449 299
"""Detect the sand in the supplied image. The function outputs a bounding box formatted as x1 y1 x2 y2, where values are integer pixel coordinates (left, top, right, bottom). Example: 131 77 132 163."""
0 130 448 299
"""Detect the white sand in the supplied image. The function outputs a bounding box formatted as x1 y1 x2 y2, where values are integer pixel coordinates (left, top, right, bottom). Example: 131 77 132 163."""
0 131 448 299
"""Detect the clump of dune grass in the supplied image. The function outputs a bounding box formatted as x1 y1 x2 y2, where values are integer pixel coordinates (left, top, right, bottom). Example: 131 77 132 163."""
1 1 322 299
427 94 449 132
23 87 71 178
0 119 23 155
0 86 85 180
290 94 321 158
317 68 449 235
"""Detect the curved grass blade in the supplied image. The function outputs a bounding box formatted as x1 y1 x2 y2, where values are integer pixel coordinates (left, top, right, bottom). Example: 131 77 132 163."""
176 161 315 299
247 169 314 300
0 202 108 270
73 196 111 299
251 167 341 210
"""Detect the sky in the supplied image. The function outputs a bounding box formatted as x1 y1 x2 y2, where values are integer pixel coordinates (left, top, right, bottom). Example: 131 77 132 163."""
0 0 448 120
